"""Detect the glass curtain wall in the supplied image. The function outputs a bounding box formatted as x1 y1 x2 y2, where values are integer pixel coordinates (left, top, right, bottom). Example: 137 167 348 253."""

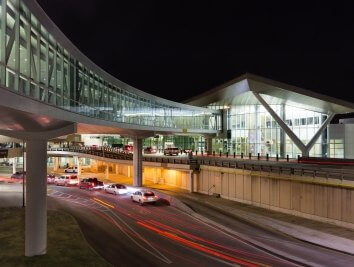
0 0 220 131
209 103 327 158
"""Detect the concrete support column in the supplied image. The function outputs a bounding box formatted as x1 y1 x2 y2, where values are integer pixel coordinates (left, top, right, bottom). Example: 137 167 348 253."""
12 157 17 174
115 164 119 174
25 139 47 256
53 157 59 172
74 156 81 175
133 137 143 187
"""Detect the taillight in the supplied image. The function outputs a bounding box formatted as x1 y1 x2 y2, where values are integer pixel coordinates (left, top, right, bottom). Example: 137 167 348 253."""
143 196 147 200
91 183 95 186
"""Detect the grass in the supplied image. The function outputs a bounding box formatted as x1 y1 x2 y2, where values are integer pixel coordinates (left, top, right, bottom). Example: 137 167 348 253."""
0 208 111 267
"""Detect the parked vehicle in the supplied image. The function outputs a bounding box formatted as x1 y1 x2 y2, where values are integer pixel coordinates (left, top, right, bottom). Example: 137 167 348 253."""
183 148 193 154
79 178 104 190
11 171 26 179
55 175 79 186
131 190 158 205
163 147 179 156
64 166 83 173
143 147 157 154
123 145 134 153
105 184 128 195
0 161 11 166
47 174 56 184
64 166 77 173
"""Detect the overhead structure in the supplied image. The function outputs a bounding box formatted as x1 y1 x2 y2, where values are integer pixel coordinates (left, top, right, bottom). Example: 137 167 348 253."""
186 73 354 158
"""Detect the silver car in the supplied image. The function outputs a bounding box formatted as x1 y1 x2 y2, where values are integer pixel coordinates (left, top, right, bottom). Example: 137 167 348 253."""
131 190 158 206
105 184 128 195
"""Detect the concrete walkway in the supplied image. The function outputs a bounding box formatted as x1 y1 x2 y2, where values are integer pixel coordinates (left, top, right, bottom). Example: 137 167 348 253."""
145 183 354 255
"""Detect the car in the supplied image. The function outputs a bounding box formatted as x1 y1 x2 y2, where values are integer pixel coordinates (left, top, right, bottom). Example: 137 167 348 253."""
105 184 128 195
55 175 79 186
79 178 104 190
64 166 80 173
0 161 11 166
123 145 134 153
11 171 26 179
163 147 179 156
131 190 158 205
144 147 157 154
183 148 193 154
47 174 56 184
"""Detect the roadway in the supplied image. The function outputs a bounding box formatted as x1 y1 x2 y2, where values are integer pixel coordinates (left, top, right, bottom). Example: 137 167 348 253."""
47 185 298 267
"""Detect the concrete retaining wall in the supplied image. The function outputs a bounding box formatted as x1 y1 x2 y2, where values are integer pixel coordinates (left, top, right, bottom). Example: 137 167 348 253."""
197 165 354 229
143 167 190 190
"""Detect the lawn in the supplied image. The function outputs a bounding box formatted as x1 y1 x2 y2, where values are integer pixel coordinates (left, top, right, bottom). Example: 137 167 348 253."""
0 208 111 267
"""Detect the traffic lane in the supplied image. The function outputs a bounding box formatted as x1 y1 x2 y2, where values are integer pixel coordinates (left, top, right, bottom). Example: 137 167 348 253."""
49 188 254 267
82 188 296 266
176 195 354 267
49 186 296 266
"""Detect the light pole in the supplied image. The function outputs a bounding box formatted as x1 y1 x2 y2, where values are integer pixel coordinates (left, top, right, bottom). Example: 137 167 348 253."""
22 140 25 208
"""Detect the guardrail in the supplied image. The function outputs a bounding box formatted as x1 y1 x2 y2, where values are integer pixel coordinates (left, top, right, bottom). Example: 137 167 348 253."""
47 147 354 181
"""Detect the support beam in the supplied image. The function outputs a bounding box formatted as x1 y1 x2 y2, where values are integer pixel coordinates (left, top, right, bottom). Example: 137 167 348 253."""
12 157 16 174
25 139 47 256
75 156 81 175
205 138 213 154
253 92 306 154
303 113 335 156
133 137 143 187
53 157 59 172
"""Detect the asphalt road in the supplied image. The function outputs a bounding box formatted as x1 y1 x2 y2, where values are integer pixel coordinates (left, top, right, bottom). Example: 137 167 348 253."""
170 193 354 267
48 186 298 267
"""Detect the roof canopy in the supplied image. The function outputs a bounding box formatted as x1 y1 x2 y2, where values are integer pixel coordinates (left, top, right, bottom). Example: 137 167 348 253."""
186 74 354 114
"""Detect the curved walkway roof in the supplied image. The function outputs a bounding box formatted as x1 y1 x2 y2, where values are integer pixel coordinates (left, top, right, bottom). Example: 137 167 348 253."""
0 0 220 138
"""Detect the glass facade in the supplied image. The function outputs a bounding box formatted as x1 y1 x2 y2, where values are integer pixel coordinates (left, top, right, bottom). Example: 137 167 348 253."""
207 101 328 158
0 0 220 131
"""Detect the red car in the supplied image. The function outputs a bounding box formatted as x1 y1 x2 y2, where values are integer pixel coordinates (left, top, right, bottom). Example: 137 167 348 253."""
79 178 104 191
123 145 133 153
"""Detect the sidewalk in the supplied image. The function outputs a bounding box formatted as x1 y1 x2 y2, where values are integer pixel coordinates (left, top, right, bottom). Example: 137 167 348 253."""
145 183 354 255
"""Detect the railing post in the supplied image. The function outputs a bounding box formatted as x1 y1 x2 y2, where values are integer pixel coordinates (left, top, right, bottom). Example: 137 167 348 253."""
298 155 300 163
248 153 251 159
226 151 228 158
276 154 279 161
213 151 215 157
219 151 221 157
257 153 260 160
201 150 203 156
241 152 243 159
286 154 289 162
233 152 236 158
266 154 269 161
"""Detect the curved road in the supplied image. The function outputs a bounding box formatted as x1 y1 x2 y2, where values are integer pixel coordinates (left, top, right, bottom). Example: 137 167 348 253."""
48 186 298 267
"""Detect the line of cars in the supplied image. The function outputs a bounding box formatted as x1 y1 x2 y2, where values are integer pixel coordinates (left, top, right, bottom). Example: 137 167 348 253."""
46 174 158 205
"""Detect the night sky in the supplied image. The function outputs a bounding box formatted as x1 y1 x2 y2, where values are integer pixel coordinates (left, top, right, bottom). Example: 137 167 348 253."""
36 0 354 104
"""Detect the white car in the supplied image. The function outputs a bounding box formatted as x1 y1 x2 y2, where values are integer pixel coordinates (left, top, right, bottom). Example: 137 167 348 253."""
105 184 128 195
55 175 79 186
131 190 158 205
64 167 78 173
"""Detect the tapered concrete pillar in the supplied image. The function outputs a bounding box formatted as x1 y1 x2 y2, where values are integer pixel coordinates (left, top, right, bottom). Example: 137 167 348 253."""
53 157 59 172
115 164 119 174
25 139 47 256
12 157 17 174
74 156 81 175
133 137 143 187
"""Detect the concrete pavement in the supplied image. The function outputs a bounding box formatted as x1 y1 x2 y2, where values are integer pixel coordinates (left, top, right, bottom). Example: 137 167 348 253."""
147 183 354 255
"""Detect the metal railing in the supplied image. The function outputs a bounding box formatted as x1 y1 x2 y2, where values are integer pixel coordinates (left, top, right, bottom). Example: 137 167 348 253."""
47 147 354 181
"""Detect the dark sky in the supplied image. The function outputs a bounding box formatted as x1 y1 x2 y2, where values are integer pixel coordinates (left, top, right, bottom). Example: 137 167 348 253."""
36 0 354 103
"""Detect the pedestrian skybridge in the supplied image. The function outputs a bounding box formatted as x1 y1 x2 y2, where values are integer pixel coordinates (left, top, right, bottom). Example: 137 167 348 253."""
0 0 220 137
